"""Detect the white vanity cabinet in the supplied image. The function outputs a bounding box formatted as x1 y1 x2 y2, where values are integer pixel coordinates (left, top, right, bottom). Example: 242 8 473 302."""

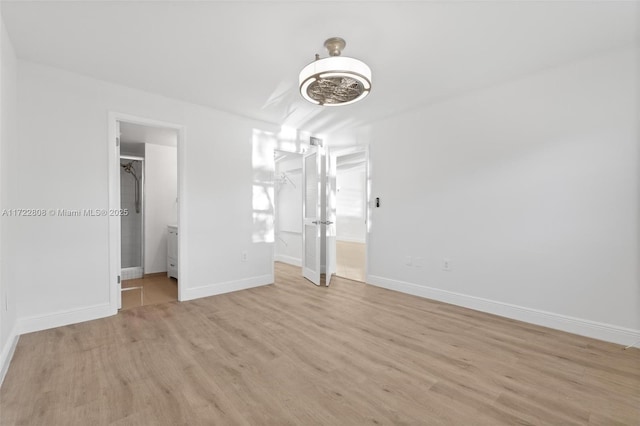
167 225 178 279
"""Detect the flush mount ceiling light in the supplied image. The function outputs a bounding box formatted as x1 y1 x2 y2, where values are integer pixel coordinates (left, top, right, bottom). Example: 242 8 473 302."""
299 37 372 106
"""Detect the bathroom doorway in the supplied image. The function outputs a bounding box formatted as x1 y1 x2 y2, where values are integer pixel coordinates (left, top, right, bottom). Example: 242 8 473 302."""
119 122 178 309
108 113 184 312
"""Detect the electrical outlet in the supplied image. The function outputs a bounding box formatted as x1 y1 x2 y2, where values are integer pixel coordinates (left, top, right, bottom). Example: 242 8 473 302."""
241 251 248 262
442 258 452 271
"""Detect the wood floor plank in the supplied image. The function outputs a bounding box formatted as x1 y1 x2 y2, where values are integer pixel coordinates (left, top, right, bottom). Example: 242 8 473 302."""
1 262 638 425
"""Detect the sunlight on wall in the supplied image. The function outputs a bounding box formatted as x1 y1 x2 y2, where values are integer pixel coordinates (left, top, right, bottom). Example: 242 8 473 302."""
252 129 276 243
334 161 366 243
278 125 297 143
337 188 363 217
367 171 372 234
252 127 309 243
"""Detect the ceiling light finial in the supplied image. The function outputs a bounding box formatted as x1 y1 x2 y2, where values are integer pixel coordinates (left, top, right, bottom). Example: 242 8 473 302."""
299 37 372 106
324 37 345 57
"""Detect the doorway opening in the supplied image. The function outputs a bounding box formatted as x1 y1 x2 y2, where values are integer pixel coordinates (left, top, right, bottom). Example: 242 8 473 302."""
108 113 184 312
119 122 178 309
272 145 335 287
334 150 367 282
272 144 368 287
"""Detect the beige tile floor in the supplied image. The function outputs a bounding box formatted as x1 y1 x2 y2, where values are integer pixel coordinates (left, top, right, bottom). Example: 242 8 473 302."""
336 240 366 282
121 273 178 310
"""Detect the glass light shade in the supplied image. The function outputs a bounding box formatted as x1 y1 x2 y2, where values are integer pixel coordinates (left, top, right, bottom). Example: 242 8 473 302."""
299 56 372 106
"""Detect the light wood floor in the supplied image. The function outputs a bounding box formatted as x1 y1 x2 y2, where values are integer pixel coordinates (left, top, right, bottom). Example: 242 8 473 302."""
336 240 366 282
1 263 638 425
121 274 178 310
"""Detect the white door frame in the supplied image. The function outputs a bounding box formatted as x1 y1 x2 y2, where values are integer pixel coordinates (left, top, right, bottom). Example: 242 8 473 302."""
107 112 186 313
330 145 370 284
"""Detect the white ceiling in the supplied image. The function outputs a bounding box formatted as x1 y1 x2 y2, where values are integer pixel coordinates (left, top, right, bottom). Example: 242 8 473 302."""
2 1 637 134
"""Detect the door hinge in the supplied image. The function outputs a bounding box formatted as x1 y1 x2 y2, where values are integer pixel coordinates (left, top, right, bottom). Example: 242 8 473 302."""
117 275 121 284
116 137 120 147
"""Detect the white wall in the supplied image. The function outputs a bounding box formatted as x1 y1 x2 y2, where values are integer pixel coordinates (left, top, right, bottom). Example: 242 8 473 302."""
0 13 18 383
342 48 639 345
9 60 281 331
336 163 366 243
144 143 177 273
275 154 302 266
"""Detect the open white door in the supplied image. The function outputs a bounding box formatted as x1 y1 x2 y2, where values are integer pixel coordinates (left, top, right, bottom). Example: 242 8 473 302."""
115 120 122 309
323 148 335 287
302 147 322 285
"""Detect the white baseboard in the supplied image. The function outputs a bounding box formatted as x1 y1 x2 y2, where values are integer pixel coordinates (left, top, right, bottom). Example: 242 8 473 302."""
18 303 114 335
181 274 272 301
274 255 301 267
367 275 640 346
0 325 19 387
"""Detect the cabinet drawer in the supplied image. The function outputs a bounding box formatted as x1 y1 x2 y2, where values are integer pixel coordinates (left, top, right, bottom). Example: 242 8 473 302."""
167 256 178 279
167 225 178 280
